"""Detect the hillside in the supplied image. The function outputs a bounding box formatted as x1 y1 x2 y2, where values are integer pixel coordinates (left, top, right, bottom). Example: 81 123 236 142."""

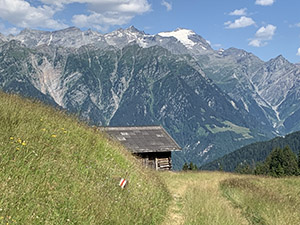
0 92 170 224
1 93 299 224
201 131 300 172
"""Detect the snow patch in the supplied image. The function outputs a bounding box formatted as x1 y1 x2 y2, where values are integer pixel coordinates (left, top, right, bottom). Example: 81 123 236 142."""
48 34 52 46
230 100 238 110
199 144 213 157
158 28 196 49
241 98 249 112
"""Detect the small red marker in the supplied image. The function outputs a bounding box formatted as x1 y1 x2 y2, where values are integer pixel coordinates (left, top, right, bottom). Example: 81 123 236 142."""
119 178 127 188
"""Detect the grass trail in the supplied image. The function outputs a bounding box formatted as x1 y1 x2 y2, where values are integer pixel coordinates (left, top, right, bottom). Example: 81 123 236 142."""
160 172 248 225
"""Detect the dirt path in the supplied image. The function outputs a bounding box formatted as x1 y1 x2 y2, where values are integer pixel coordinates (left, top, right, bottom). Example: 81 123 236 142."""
160 171 248 225
161 180 188 225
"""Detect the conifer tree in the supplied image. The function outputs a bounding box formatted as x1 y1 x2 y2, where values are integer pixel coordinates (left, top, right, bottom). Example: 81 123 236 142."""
189 162 198 170
264 146 299 177
298 150 300 172
182 162 189 171
281 146 299 176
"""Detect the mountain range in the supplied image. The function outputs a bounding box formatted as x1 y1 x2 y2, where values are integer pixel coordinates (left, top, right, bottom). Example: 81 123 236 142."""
1 26 299 168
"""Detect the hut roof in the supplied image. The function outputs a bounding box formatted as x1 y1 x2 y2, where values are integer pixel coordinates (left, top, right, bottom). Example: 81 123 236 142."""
101 126 181 153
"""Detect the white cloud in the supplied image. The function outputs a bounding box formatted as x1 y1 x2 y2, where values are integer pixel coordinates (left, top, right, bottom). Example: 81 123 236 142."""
225 16 255 29
297 48 300 56
248 39 261 47
229 8 247 16
255 0 275 6
0 0 151 32
249 24 276 47
161 0 172 11
66 0 151 31
0 0 67 29
72 12 133 32
0 23 20 35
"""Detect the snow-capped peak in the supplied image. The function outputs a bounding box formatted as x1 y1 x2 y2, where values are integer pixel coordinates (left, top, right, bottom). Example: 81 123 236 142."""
158 28 197 49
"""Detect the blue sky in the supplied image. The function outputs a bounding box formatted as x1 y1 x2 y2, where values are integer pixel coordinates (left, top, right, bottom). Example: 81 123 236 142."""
0 0 300 63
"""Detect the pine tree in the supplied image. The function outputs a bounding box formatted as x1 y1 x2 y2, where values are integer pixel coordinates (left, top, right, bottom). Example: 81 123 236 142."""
182 162 189 171
298 150 300 173
265 147 283 177
189 162 198 171
254 162 267 175
281 146 299 176
263 146 299 177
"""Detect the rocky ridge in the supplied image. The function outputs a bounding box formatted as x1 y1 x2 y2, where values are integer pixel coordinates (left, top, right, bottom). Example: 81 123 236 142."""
0 26 299 168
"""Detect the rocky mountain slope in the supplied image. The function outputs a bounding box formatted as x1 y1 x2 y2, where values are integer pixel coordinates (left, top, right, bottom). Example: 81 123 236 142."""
0 26 299 168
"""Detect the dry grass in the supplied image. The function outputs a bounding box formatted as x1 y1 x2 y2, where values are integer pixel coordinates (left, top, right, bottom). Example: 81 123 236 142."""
221 176 300 225
160 171 300 225
160 171 248 225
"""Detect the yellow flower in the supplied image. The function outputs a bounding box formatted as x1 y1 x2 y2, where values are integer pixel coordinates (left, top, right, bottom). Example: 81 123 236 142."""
51 134 57 138
17 138 22 144
10 137 14 140
16 147 20 151
22 141 26 146
41 128 46 132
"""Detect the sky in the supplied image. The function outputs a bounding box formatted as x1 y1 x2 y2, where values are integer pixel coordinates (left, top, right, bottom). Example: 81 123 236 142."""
0 0 300 63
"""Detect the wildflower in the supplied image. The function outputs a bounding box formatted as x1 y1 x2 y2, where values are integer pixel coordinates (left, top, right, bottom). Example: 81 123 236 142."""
41 128 46 132
17 138 22 144
16 147 20 151
22 141 26 146
9 137 14 140
51 134 57 138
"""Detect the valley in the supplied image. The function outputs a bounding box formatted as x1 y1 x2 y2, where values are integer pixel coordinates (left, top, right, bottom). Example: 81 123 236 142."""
1 26 300 168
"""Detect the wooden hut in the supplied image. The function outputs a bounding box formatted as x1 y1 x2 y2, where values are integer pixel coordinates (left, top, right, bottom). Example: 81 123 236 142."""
101 126 181 170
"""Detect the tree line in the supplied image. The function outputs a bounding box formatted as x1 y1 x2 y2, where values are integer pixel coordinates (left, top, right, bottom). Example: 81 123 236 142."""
201 131 300 172
182 162 198 171
235 146 300 177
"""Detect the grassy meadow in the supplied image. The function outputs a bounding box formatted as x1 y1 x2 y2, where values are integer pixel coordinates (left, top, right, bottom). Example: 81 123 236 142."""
160 171 300 225
0 93 170 224
1 92 300 225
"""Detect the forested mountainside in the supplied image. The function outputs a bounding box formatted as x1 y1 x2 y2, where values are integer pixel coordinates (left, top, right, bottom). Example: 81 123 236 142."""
202 131 300 172
1 26 300 168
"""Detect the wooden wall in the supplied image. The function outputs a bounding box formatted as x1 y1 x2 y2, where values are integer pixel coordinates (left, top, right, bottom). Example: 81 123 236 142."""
134 152 172 170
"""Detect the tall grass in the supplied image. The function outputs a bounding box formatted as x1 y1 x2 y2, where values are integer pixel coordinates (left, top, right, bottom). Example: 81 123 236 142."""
0 93 170 224
161 171 300 225
221 176 300 225
160 172 248 225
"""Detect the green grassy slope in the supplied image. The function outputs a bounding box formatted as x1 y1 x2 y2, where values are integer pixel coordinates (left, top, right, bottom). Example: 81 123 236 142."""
0 93 170 224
